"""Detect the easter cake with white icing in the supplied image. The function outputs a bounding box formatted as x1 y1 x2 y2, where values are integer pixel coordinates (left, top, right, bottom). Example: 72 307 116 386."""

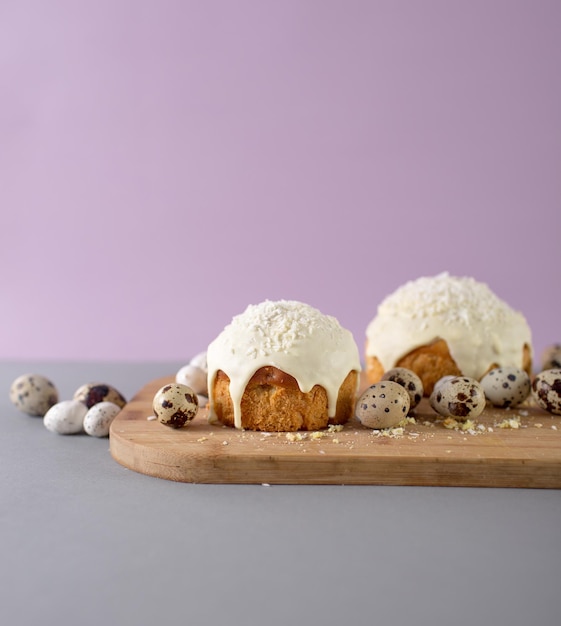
207 300 361 432
365 272 532 396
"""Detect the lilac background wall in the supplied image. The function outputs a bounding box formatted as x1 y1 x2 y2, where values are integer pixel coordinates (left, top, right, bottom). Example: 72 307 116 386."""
1 1 560 365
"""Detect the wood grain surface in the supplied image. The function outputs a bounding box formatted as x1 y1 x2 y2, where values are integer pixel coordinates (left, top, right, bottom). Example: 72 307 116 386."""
109 375 561 487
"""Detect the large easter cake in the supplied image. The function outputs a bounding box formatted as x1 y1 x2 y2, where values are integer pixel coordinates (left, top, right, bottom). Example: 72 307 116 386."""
365 272 533 396
206 300 361 432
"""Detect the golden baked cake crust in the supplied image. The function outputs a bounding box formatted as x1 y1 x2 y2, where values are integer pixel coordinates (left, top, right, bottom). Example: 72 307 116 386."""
365 274 533 396
207 300 361 430
366 340 532 396
212 367 358 432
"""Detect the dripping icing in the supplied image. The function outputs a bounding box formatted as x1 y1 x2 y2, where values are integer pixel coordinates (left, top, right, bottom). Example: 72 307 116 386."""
207 300 361 429
365 273 532 379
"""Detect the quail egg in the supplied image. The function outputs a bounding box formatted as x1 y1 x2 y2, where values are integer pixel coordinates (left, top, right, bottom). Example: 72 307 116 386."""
381 367 424 409
9 374 59 417
73 382 127 409
429 376 486 419
175 364 207 395
531 369 561 415
480 366 531 408
356 381 411 429
83 401 122 437
153 383 199 428
541 345 561 371
43 400 88 435
189 351 208 373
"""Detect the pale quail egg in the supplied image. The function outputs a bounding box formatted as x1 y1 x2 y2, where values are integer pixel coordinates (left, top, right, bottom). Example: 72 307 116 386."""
73 382 127 409
189 351 208 373
9 374 59 416
356 381 411 429
197 394 209 408
480 366 531 408
43 400 88 435
429 376 485 419
531 369 561 415
381 367 424 409
175 364 207 395
83 401 121 437
541 345 561 371
153 383 199 428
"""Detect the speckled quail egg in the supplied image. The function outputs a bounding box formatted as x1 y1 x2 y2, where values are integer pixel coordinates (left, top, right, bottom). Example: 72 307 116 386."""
429 376 486 419
73 382 127 409
541 344 561 371
175 364 207 395
83 401 122 437
43 400 88 435
480 366 531 408
9 374 59 416
433 375 456 392
381 367 424 409
152 383 199 428
356 381 411 429
531 369 561 415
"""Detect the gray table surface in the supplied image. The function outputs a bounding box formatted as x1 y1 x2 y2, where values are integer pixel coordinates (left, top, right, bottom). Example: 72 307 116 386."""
2 361 560 626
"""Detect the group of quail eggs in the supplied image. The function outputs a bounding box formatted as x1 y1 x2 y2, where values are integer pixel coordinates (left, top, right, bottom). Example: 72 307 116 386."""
9 345 561 437
7 352 210 437
356 344 561 431
9 375 127 437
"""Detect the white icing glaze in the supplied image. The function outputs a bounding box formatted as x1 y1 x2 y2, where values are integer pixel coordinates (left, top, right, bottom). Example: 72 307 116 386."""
365 272 532 379
207 300 361 429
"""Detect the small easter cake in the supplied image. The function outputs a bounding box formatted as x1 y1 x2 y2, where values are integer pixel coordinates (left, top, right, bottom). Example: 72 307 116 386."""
365 273 532 396
207 300 361 432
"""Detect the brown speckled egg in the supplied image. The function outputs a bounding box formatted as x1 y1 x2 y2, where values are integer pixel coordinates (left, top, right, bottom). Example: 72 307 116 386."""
429 376 485 419
153 383 199 428
480 366 531 408
531 369 561 415
381 367 424 409
10 374 59 416
73 382 127 409
356 381 411 429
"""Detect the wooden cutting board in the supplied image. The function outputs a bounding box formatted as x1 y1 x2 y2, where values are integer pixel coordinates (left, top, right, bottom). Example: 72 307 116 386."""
109 375 561 488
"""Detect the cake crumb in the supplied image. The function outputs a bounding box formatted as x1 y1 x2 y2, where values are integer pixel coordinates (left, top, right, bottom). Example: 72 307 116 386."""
332 438 340 444
328 424 344 433
534 423 543 428
310 431 325 440
222 441 229 446
146 415 157 421
443 417 459 430
197 437 208 442
498 416 521 429
285 432 307 442
398 416 417 427
552 425 558 431
373 427 405 438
